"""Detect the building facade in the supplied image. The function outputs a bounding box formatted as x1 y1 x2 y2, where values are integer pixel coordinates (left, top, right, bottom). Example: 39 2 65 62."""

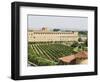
28 28 79 42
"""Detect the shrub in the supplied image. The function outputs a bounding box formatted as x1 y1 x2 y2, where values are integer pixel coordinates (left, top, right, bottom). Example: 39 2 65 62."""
78 37 83 42
71 41 79 47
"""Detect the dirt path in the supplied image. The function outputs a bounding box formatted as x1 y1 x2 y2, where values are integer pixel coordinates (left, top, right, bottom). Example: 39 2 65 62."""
80 59 88 64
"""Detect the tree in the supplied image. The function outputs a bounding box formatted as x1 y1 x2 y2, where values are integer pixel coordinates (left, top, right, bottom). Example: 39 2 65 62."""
78 37 83 42
53 29 60 31
78 31 87 35
71 41 79 47
84 39 88 46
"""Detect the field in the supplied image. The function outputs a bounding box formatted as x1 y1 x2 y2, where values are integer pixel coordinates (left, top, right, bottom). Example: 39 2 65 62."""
28 43 75 66
28 40 88 66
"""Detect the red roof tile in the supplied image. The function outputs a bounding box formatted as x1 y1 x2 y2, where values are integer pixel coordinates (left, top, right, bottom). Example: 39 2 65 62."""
59 51 88 63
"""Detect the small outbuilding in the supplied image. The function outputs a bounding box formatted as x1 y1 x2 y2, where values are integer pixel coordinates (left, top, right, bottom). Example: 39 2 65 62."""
59 51 88 64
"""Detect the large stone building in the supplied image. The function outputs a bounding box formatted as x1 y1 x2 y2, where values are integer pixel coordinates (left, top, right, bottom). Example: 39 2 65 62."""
28 27 79 42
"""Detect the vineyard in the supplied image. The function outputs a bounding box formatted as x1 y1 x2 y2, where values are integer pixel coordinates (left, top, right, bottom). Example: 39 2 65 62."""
28 40 87 66
28 43 76 66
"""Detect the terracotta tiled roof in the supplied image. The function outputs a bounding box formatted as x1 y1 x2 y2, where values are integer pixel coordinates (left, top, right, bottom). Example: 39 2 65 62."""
75 51 88 59
59 51 88 63
59 55 75 63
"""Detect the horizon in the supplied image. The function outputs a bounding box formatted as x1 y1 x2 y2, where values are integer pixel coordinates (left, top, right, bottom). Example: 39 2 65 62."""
28 15 88 31
28 27 88 32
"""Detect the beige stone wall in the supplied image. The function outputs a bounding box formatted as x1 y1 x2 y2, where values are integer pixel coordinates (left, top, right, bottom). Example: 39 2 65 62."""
28 31 78 42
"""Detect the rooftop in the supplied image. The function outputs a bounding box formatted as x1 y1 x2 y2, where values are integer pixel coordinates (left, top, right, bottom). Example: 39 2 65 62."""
59 51 88 63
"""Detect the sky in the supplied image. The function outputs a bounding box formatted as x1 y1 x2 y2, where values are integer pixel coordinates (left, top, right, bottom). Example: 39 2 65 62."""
28 15 88 31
